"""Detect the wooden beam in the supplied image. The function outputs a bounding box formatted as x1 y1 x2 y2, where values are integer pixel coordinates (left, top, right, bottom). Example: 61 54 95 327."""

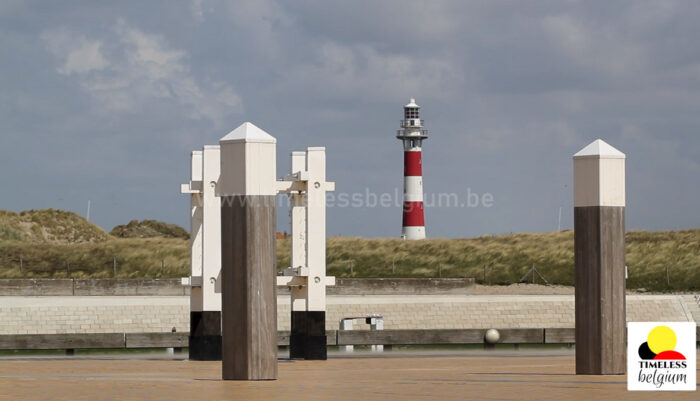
337 329 544 345
544 328 575 344
0 333 124 350
1 328 697 350
125 332 188 348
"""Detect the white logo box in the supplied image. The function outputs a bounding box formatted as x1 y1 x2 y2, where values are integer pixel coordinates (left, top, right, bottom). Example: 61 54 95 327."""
627 322 696 391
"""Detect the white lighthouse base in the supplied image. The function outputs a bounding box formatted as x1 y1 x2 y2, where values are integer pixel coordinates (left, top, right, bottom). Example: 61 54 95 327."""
401 226 426 240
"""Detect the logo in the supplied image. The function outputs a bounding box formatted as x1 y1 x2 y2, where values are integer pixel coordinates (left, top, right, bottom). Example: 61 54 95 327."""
628 322 696 391
637 325 685 361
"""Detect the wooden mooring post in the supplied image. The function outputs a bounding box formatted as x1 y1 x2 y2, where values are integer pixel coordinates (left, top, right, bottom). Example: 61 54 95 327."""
219 122 278 381
573 139 626 375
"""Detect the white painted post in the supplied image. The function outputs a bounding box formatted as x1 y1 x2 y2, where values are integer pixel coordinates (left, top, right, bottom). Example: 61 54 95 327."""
290 151 308 313
201 146 222 313
306 148 328 313
181 147 223 361
181 150 203 307
276 147 335 360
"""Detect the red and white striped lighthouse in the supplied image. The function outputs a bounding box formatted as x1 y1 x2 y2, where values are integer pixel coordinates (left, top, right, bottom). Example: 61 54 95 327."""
397 98 428 240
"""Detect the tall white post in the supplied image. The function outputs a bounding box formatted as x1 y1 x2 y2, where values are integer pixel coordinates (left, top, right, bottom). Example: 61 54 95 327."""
290 151 308 312
181 150 203 309
201 146 222 313
305 147 328 312
277 147 335 360
182 147 223 360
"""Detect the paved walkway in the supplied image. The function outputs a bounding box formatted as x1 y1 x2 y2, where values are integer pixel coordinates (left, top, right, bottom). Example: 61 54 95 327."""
0 353 696 400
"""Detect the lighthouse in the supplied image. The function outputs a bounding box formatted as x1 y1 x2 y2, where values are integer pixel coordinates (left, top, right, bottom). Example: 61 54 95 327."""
397 98 428 240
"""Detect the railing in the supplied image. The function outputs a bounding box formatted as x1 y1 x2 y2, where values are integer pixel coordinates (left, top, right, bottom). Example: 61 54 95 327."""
396 129 429 138
399 119 424 127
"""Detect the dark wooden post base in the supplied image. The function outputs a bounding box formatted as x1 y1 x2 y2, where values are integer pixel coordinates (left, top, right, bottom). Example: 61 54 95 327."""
221 195 278 380
574 206 626 375
290 311 327 360
189 311 222 361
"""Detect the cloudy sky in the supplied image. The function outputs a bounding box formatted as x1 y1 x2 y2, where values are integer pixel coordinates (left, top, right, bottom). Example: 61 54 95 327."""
1 1 698 238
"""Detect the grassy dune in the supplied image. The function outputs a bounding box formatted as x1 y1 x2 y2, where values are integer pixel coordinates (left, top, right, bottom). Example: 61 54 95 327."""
0 209 188 278
0 238 189 279
280 230 700 291
0 209 110 243
110 220 189 239
2 229 695 292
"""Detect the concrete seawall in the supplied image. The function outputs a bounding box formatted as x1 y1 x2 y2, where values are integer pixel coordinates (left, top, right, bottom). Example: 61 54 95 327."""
0 294 694 335
0 279 189 296
327 278 475 295
0 278 475 296
1 279 694 336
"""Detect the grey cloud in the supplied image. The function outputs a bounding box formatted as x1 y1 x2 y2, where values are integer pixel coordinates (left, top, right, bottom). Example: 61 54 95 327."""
41 19 242 127
0 0 697 237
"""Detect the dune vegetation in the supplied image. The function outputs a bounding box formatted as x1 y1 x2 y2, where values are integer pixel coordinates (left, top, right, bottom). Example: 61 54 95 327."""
110 219 190 239
0 209 188 278
0 209 698 292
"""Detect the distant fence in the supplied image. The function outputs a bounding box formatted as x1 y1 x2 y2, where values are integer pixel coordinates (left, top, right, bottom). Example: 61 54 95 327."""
0 278 474 296
0 255 182 278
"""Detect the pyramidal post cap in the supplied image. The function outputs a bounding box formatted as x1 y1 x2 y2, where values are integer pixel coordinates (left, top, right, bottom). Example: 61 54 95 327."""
220 122 276 144
573 139 625 159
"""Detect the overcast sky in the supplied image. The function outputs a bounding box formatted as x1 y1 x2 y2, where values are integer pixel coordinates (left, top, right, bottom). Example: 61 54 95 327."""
1 1 698 238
